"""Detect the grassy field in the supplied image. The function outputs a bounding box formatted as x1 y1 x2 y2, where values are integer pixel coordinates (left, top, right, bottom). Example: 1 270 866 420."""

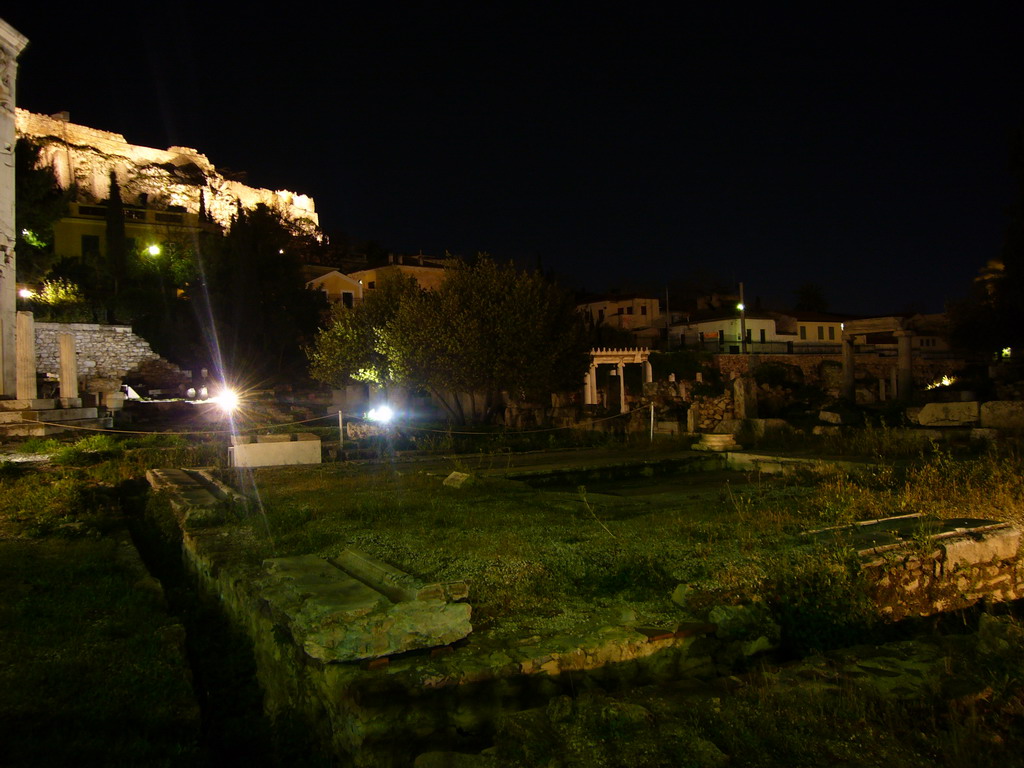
4 431 1024 767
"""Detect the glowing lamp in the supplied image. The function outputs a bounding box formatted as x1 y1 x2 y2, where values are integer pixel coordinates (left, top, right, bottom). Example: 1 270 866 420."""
737 303 745 311
367 405 394 423
18 288 34 299
214 387 240 413
147 244 161 256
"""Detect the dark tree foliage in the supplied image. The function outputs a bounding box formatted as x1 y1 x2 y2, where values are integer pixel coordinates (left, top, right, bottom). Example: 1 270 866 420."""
104 171 127 323
950 126 1024 357
14 138 71 283
201 205 327 383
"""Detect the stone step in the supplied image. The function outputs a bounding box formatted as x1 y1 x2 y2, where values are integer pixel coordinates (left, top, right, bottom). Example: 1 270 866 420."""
0 398 55 411
0 416 112 437
0 407 99 423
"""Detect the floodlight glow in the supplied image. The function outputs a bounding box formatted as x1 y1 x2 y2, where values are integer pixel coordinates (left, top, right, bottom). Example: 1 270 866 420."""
737 303 745 311
367 405 394 423
147 244 161 256
213 387 240 413
1003 347 1012 358
18 288 34 299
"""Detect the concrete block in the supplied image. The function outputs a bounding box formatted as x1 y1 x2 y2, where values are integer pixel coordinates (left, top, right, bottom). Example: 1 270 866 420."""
229 437 321 468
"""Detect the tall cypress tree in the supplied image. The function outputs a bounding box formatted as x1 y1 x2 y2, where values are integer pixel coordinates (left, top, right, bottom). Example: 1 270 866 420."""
104 170 127 322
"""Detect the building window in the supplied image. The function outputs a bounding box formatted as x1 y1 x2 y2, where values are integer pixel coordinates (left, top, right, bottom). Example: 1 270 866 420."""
617 307 624 314
800 326 806 340
817 326 825 340
640 306 647 316
760 329 766 342
81 235 100 258
368 281 376 289
627 307 634 315
342 292 354 308
597 309 605 322
828 326 835 341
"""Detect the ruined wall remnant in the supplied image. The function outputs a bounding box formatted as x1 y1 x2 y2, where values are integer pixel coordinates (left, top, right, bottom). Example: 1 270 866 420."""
16 109 319 234
35 322 186 395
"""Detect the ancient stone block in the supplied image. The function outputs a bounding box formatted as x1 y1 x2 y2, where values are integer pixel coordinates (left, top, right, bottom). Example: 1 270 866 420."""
980 400 1024 430
943 527 1021 572
916 401 980 427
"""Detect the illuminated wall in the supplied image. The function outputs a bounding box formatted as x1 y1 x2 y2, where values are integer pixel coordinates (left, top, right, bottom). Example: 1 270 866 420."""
15 109 319 235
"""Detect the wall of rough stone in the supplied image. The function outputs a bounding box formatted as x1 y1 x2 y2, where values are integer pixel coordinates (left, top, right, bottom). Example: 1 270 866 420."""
714 353 963 395
35 322 186 394
863 526 1022 620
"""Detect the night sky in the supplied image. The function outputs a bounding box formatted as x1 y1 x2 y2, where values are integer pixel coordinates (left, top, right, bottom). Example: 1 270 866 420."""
5 5 1024 315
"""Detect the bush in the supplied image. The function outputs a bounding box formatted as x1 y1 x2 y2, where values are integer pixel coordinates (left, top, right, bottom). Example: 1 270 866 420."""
764 547 877 655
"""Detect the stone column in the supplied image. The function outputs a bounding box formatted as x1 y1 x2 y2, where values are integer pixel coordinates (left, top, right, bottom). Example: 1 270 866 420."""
15 311 35 401
58 333 79 404
617 361 626 413
643 359 653 383
895 331 913 399
0 22 29 397
878 377 887 402
841 334 855 401
584 364 597 405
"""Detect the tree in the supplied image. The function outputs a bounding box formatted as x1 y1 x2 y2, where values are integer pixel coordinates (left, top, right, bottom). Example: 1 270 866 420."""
307 256 590 423
949 125 1024 357
201 204 327 382
14 138 71 284
306 272 421 388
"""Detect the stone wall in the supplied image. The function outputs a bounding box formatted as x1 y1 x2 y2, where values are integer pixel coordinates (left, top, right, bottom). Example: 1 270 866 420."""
35 322 186 395
863 525 1022 620
714 353 963 396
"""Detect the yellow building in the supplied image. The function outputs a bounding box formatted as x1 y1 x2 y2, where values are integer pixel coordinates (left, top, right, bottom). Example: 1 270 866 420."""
349 254 450 292
53 201 208 261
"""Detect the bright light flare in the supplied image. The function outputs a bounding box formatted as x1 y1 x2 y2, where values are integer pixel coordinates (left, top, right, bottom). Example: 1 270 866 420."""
367 405 394 423
146 244 161 256
925 375 957 390
18 288 34 299
212 387 240 413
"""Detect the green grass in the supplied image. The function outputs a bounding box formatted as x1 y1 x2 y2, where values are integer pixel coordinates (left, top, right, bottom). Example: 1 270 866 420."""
0 537 199 766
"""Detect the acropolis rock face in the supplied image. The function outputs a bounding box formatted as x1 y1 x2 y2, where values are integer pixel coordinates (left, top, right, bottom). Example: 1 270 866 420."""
16 109 318 233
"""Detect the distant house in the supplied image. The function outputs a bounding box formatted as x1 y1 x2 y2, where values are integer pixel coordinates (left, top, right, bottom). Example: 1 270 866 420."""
577 294 662 331
788 311 851 346
670 310 789 351
349 254 450 292
305 269 363 308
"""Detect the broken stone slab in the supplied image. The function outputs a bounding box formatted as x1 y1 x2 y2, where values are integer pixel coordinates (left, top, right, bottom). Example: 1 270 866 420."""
818 410 843 425
980 400 1024 430
917 401 979 427
443 471 474 488
259 554 472 662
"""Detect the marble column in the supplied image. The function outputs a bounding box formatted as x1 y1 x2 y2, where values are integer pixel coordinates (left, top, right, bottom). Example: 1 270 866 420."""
617 362 626 413
841 334 855 401
643 359 653 383
15 311 35 400
59 333 79 403
895 331 913 399
0 21 29 397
